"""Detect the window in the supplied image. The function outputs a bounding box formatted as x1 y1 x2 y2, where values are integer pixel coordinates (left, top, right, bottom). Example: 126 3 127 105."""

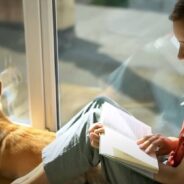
0 0 30 125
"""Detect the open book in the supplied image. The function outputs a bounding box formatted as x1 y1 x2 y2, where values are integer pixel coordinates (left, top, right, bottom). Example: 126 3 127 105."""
99 102 159 174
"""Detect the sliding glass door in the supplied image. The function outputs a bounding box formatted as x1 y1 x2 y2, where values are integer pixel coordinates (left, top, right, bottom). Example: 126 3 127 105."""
56 0 183 137
4 0 179 137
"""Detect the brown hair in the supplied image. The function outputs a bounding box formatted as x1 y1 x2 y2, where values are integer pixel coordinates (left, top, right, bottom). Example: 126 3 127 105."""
170 0 184 21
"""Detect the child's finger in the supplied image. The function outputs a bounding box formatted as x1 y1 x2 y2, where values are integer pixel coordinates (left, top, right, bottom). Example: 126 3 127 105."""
137 135 153 144
138 136 158 150
90 132 100 142
89 123 103 133
94 127 105 135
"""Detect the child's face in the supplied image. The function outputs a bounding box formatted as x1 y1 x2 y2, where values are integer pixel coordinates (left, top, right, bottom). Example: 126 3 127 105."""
173 19 184 60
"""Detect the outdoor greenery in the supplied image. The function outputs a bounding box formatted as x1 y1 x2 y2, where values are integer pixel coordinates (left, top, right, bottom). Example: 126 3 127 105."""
91 0 129 7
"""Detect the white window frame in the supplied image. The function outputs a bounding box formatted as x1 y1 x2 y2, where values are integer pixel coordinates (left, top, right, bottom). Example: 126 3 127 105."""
23 0 59 131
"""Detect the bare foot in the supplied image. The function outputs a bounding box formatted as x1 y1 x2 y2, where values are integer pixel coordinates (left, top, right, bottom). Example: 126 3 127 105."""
11 163 50 184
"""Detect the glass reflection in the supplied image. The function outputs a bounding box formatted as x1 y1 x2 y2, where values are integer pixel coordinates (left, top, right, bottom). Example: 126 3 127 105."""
57 0 182 136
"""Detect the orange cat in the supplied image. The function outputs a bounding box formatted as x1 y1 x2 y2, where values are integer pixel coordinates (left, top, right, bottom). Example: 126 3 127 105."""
0 82 107 184
0 107 55 183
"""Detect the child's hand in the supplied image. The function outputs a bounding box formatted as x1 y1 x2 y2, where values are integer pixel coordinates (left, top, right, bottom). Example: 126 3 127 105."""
137 134 178 156
89 123 105 149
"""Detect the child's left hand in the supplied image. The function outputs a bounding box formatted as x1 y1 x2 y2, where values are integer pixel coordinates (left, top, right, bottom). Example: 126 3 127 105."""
89 123 105 149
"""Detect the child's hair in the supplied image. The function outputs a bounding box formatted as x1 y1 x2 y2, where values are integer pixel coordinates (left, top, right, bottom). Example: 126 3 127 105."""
170 0 184 21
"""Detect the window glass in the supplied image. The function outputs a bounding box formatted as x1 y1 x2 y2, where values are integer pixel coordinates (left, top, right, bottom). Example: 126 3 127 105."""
0 0 30 124
57 0 182 136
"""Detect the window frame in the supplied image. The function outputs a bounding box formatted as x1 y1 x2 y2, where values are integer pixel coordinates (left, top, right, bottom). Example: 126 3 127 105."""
23 0 59 131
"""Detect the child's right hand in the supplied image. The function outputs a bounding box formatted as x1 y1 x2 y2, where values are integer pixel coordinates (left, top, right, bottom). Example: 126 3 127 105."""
89 123 105 149
137 134 179 156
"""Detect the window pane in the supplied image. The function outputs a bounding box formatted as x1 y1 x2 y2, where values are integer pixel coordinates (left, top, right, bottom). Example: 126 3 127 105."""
0 0 30 125
57 0 182 136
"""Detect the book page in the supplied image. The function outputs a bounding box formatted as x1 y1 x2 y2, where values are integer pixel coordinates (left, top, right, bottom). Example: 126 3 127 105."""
100 126 159 173
100 102 152 140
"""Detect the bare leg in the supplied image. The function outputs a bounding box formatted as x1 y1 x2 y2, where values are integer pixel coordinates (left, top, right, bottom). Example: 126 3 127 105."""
11 163 49 184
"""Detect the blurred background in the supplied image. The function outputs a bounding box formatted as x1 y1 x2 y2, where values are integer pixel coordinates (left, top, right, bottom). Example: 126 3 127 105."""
0 0 183 137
